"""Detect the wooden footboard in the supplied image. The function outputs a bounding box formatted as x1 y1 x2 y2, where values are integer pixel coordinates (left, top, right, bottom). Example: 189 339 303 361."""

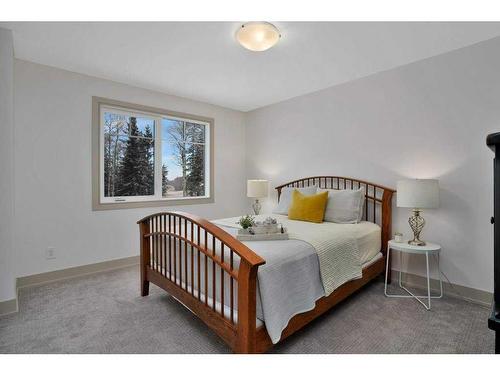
138 211 265 353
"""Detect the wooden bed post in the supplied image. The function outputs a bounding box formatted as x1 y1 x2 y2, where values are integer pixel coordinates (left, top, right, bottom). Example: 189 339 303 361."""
140 220 150 296
235 261 259 354
277 187 283 202
381 189 393 284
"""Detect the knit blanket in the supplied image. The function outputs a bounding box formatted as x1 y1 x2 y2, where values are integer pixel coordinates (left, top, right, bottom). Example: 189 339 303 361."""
212 215 362 296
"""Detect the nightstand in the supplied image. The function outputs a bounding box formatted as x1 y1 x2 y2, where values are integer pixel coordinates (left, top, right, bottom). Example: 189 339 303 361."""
384 239 443 310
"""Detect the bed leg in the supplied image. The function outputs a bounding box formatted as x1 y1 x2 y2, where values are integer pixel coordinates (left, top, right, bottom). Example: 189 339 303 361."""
140 221 151 296
381 189 393 284
141 279 150 296
235 262 259 354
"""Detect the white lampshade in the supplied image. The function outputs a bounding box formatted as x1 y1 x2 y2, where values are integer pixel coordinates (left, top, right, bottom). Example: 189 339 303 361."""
235 22 281 52
247 180 269 198
397 179 439 209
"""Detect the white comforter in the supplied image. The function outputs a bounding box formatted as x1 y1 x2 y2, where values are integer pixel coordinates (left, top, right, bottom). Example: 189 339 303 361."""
213 215 363 297
212 214 365 343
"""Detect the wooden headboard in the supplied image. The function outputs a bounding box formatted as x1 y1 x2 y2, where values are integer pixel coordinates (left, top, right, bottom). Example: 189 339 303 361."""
275 176 395 254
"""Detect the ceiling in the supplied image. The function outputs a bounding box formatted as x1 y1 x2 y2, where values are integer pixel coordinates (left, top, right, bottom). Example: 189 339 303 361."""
3 22 500 111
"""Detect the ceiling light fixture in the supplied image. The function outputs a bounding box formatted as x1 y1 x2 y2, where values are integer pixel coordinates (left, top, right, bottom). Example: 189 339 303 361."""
235 22 281 52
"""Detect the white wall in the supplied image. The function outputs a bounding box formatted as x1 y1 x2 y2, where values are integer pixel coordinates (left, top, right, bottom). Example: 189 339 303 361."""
13 60 247 279
8 35 500 300
245 37 500 293
0 28 15 302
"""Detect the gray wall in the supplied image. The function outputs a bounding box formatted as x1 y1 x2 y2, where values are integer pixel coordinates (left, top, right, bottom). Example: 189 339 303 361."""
12 60 247 280
245 37 500 292
0 28 15 302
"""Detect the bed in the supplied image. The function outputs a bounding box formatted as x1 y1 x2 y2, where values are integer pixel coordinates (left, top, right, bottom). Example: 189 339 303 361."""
138 176 395 353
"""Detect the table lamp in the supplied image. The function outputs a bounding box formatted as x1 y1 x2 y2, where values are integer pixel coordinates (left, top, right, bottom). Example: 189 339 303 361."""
247 179 269 215
397 179 439 246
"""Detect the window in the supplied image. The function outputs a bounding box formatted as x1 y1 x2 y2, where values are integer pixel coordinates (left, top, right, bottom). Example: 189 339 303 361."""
92 97 213 210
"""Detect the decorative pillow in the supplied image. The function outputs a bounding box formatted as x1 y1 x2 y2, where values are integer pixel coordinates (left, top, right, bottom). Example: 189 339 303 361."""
319 187 365 224
288 190 329 223
273 185 318 215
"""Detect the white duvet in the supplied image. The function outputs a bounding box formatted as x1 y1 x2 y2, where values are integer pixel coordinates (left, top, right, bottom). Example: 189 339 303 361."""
212 214 381 343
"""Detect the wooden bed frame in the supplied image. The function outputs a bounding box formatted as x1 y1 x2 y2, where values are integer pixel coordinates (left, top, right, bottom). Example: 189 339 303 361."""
138 176 395 353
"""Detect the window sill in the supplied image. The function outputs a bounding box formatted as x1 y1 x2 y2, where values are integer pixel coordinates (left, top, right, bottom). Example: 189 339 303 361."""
92 196 214 211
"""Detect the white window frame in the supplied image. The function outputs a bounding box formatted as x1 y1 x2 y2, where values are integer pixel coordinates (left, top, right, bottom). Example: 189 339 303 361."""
92 97 214 210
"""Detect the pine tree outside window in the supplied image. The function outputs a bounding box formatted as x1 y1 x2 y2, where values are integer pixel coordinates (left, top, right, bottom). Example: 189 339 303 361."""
92 97 213 210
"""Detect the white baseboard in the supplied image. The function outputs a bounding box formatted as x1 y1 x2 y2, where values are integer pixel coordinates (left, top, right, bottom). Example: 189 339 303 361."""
16 255 139 289
0 298 18 316
0 256 140 316
391 270 493 307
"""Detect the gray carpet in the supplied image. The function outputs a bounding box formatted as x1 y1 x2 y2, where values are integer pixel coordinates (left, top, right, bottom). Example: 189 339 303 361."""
0 266 494 353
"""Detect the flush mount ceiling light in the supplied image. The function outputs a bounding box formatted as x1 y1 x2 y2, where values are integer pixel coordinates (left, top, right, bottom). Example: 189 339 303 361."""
235 22 281 52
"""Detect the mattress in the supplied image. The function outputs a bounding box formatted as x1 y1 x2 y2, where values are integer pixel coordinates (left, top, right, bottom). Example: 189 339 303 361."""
218 214 380 263
353 221 382 264
232 214 381 263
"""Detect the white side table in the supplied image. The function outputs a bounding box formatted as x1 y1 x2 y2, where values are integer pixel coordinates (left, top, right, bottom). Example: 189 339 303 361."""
384 240 443 310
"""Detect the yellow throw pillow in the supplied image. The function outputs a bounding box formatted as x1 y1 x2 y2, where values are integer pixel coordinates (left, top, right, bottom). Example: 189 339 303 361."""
288 190 329 223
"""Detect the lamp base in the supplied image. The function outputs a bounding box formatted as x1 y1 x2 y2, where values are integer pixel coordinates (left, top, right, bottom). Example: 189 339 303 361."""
408 209 426 246
408 239 427 246
252 199 261 215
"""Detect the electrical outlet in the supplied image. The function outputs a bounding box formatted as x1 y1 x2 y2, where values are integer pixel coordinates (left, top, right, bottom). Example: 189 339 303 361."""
45 247 56 260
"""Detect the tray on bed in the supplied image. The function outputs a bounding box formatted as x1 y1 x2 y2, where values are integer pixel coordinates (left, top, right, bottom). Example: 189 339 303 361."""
236 232 289 241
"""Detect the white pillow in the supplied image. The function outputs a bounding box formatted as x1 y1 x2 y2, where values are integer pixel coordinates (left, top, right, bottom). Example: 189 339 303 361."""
319 187 365 224
273 186 318 215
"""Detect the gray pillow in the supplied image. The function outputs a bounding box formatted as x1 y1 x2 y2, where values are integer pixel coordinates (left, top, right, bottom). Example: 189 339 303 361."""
319 187 365 223
273 186 318 215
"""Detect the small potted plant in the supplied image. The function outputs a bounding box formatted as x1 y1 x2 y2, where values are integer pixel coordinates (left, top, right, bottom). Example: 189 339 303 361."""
238 215 255 234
